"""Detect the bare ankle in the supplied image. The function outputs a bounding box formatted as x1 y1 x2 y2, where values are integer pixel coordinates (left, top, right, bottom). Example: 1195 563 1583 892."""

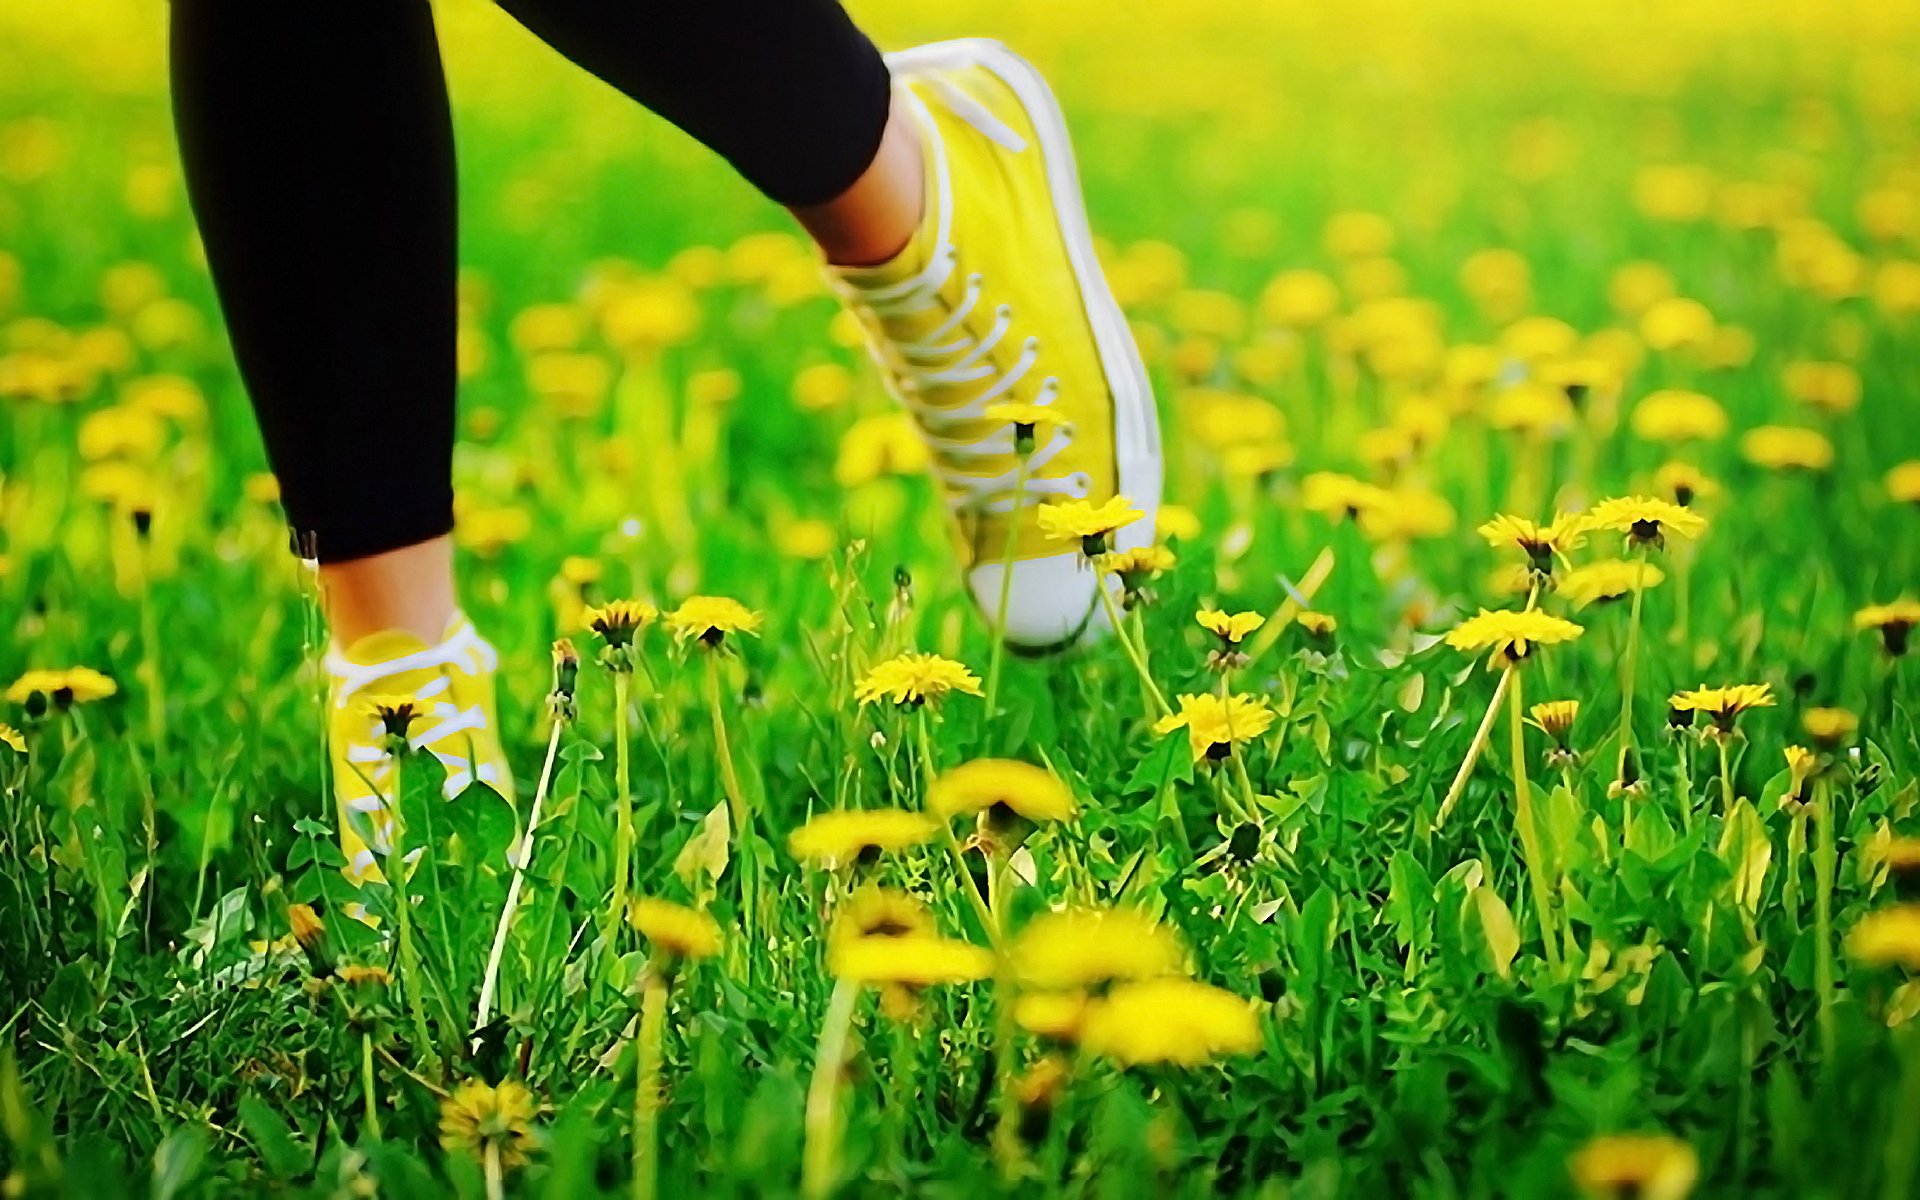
791 103 925 267
318 535 458 647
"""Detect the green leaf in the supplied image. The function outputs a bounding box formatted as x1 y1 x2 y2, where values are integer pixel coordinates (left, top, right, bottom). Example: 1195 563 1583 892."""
237 1094 309 1181
150 1125 208 1200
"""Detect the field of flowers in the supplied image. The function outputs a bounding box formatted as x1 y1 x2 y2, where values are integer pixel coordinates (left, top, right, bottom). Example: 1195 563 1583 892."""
3 0 1920 1195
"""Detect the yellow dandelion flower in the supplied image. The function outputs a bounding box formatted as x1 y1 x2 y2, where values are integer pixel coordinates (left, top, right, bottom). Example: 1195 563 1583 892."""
1887 461 1920 505
1847 905 1920 971
1784 746 1819 795
6 667 118 709
583 599 657 649
984 400 1066 432
1629 389 1727 443
854 652 983 708
927 759 1075 823
1008 908 1186 990
1096 545 1175 580
1356 487 1456 542
1803 707 1857 748
628 898 721 960
1478 512 1588 574
834 412 930 486
77 404 167 462
829 886 934 946
0 723 24 754
1296 611 1338 638
663 596 762 647
439 1079 538 1170
1014 992 1090 1041
829 932 994 986
1639 296 1715 352
1855 600 1920 656
1487 383 1574 437
1560 559 1666 608
1444 609 1584 667
1036 496 1146 556
1879 839 1920 880
335 964 391 988
1153 693 1277 761
787 809 939 867
1587 495 1708 548
1568 1133 1699 1200
1653 462 1718 508
1259 268 1341 327
1156 504 1202 542
1668 684 1774 735
792 362 852 411
1782 360 1861 413
1531 700 1580 741
1080 978 1262 1067
287 903 324 951
1741 425 1834 472
1196 608 1265 645
1301 472 1390 522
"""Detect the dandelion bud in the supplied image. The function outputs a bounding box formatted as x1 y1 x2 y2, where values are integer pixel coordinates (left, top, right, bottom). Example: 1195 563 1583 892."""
549 638 580 720
287 903 333 977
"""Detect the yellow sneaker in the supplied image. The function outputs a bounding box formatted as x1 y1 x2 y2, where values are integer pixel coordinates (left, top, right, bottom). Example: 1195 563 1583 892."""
323 613 514 884
830 39 1161 651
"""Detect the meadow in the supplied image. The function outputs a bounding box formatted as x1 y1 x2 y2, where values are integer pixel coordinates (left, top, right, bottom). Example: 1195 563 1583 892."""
3 0 1920 1195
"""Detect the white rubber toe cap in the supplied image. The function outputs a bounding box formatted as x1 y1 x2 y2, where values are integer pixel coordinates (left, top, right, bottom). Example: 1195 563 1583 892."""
968 552 1108 651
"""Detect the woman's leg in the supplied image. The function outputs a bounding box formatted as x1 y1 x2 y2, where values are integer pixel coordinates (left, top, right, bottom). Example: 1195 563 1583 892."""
170 0 459 644
492 0 921 266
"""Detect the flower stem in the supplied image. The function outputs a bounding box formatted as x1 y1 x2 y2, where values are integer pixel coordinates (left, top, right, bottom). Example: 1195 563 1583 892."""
634 970 668 1200
1615 542 1651 787
988 850 1022 1178
982 459 1031 722
475 716 565 1052
916 713 996 941
1883 1023 1920 1200
1812 773 1837 1069
485 1142 504 1200
1717 737 1735 817
804 977 862 1199
610 671 634 937
361 1032 380 1141
1508 669 1562 972
1437 668 1511 830
1096 583 1168 720
702 653 759 958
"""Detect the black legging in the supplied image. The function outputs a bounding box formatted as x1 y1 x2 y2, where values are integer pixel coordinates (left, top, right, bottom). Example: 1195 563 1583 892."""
169 0 891 563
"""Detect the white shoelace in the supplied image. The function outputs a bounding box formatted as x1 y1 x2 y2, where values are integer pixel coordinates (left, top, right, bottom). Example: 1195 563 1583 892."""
839 88 1092 516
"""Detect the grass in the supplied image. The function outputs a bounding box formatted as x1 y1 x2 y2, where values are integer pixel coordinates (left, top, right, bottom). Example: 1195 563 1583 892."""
2 0 1920 1196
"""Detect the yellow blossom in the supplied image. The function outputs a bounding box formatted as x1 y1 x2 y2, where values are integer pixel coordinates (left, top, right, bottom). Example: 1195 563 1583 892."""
854 652 982 708
439 1079 538 1170
1887 461 1920 504
1560 560 1666 608
1097 545 1175 579
927 759 1075 823
583 599 657 650
1079 979 1262 1067
1196 608 1264 644
1847 905 1920 971
1855 600 1920 655
1036 496 1146 554
1803 707 1857 748
834 412 930 487
1296 611 1338 638
1301 472 1390 521
1653 462 1717 507
0 724 24 754
1445 609 1584 667
829 886 934 947
1014 991 1090 1041
1531 700 1580 741
1009 908 1186 989
1741 425 1833 472
1153 693 1277 761
628 898 721 959
1782 360 1860 413
663 596 762 646
829 932 993 986
1587 495 1708 547
1630 390 1727 442
787 809 938 867
1568 1133 1699 1200
1156 504 1202 541
6 667 117 708
1668 684 1774 734
1478 512 1587 570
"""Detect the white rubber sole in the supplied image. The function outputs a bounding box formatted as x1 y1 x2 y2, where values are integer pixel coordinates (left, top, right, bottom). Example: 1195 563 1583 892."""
887 39 1163 652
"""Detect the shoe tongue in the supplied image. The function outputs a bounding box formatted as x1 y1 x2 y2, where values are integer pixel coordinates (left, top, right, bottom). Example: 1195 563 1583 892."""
339 629 438 695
